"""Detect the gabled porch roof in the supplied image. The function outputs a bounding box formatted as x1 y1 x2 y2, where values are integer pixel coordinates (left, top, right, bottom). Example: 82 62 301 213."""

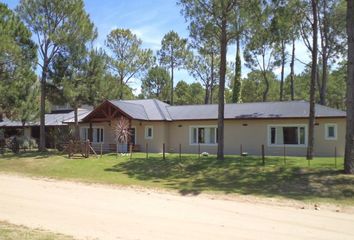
81 100 135 122
81 99 172 123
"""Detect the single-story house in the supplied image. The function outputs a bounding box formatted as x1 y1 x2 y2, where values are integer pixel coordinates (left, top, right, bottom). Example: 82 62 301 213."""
0 107 91 147
72 99 346 157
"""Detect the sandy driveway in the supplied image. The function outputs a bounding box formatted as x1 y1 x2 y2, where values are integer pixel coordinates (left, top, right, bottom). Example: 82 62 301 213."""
0 174 353 240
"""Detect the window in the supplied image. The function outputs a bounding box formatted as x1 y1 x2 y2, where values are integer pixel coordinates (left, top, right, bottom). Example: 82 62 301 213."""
268 125 306 146
190 126 217 145
145 126 153 139
325 124 337 140
129 127 136 144
80 127 104 143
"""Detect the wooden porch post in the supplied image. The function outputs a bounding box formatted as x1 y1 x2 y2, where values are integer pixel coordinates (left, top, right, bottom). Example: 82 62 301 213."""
128 119 132 152
89 121 93 143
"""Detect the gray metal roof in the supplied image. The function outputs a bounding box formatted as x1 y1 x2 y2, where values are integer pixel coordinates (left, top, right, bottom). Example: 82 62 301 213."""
110 99 172 121
166 101 346 120
95 99 345 121
0 100 346 126
0 119 29 127
61 109 93 123
109 100 148 120
0 108 92 127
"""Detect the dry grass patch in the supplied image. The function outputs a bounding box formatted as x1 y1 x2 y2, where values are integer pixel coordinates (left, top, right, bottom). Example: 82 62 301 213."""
0 221 75 240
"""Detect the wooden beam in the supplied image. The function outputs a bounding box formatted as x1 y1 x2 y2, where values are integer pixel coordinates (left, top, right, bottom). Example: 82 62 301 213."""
111 109 119 118
82 99 133 123
108 105 112 118
101 109 109 118
89 118 111 122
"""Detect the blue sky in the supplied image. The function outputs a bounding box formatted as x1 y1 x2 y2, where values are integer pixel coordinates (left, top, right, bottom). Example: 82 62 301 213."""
3 0 310 94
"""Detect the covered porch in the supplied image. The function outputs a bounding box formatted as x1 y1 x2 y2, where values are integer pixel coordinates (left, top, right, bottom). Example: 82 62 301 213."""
80 100 139 153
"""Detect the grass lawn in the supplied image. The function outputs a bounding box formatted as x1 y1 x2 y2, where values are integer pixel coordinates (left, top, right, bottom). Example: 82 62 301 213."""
0 151 353 205
0 221 75 240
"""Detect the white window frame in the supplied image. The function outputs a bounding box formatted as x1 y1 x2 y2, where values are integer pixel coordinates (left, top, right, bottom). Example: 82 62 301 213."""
189 125 218 146
325 123 337 140
145 126 153 139
80 126 104 143
267 124 307 147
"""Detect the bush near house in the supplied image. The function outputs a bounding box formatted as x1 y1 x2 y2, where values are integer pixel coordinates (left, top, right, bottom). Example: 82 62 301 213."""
5 136 38 153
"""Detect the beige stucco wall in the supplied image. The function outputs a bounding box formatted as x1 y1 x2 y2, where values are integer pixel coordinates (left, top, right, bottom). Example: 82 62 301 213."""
167 118 346 157
131 120 169 153
79 120 169 153
79 117 345 157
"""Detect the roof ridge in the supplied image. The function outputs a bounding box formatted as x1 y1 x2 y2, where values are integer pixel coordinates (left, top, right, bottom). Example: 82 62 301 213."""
166 100 308 108
152 99 168 120
115 100 149 120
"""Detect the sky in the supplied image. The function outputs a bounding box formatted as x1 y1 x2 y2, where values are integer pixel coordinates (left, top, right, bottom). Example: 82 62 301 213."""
3 0 310 95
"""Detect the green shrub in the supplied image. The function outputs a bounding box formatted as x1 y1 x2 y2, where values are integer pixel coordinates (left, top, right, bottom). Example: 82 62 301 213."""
8 137 19 154
29 138 38 149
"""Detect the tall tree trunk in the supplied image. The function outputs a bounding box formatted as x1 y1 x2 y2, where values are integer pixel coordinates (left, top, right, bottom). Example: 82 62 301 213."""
39 60 47 152
261 54 269 102
170 47 174 105
170 66 174 105
74 106 79 140
210 52 215 104
217 18 227 160
319 0 329 106
119 76 124 99
232 36 241 103
279 40 286 101
345 0 354 174
320 56 328 105
290 38 296 100
262 70 269 102
307 0 318 160
204 81 210 104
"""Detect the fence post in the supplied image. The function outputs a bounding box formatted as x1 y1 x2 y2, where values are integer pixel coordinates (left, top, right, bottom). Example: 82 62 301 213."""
240 144 243 156
68 140 73 158
261 144 265 166
100 143 103 158
334 146 337 168
86 140 90 158
146 142 148 160
283 144 286 165
179 143 182 161
163 143 166 160
198 143 201 159
129 144 133 160
116 143 118 159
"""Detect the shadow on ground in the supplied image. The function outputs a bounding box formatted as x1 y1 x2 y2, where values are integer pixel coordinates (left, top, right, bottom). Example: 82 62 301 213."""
105 155 354 202
0 150 60 160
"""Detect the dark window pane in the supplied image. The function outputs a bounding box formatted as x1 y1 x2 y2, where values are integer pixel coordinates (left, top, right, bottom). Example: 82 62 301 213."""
328 126 335 137
271 127 276 144
283 127 298 144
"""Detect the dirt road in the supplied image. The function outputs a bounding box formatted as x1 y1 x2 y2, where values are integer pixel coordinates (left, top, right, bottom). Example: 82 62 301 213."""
0 174 353 240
